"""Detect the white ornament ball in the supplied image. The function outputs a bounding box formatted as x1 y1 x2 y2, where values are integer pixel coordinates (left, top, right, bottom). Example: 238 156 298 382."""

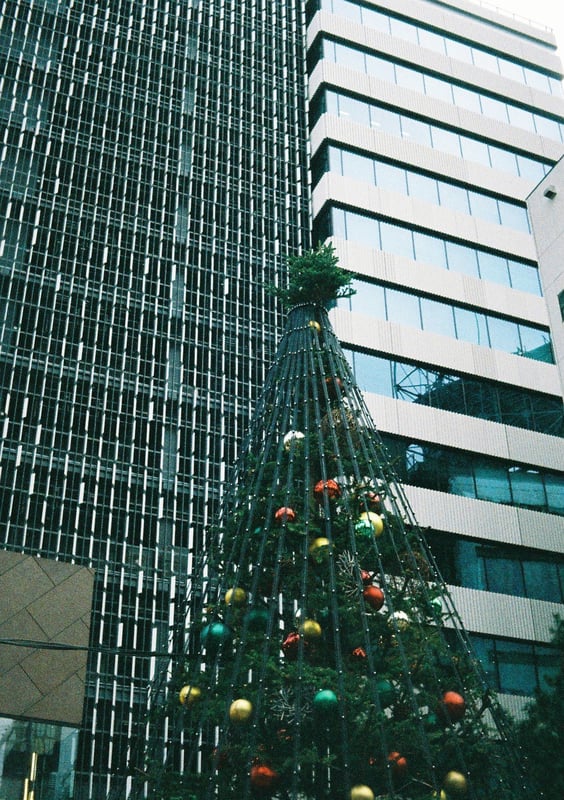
388 611 410 631
283 430 305 451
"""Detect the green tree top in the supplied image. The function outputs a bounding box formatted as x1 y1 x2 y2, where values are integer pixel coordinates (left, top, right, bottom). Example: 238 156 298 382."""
272 243 356 308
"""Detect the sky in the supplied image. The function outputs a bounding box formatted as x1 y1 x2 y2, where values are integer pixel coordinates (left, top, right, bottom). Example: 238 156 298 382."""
488 0 564 56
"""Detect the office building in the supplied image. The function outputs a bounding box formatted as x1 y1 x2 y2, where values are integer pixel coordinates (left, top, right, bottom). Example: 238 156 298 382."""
0 0 309 797
310 0 564 714
0 0 563 797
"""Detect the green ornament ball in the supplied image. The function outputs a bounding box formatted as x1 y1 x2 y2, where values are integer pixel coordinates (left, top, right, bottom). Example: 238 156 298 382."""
246 607 269 630
376 679 395 707
201 622 232 649
313 689 339 712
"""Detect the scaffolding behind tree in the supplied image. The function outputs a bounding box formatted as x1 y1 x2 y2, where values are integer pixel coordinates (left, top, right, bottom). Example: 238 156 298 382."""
128 301 535 800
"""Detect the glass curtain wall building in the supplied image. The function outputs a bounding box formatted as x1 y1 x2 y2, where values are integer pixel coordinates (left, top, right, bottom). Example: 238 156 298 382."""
309 0 564 713
0 0 309 797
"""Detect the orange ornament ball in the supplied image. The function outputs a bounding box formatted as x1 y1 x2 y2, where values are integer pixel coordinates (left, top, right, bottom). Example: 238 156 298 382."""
313 478 341 503
274 506 296 524
441 691 466 722
250 764 279 789
363 585 385 610
387 750 408 776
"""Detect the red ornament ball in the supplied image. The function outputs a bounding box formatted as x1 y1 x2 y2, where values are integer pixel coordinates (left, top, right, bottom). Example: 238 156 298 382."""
282 631 302 660
387 750 408 777
362 491 382 511
360 569 373 585
274 506 296 524
440 691 466 722
325 376 344 399
250 764 279 790
313 478 341 503
363 585 385 610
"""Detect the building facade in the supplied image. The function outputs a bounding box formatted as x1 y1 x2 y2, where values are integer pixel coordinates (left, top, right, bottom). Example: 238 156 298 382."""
309 0 564 713
0 0 563 797
0 0 310 797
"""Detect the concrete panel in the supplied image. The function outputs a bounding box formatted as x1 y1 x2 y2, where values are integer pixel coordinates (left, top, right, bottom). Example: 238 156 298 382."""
0 551 94 726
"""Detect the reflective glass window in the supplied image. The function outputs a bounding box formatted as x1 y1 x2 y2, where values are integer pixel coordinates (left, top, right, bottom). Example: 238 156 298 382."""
350 279 386 318
523 560 561 602
396 64 425 93
338 94 370 125
489 146 518 174
518 325 551 358
507 104 535 130
516 154 546 182
325 91 339 115
480 94 509 123
445 38 473 62
509 468 546 509
472 49 498 72
478 252 510 285
380 221 415 260
499 202 530 233
385 287 421 326
439 183 470 215
534 114 562 141
544 475 564 514
344 210 379 247
487 316 521 354
366 53 396 83
445 241 479 277
413 230 448 269
400 116 432 147
331 0 361 21
523 68 549 92
342 150 375 184
390 17 418 43
420 297 456 337
348 350 394 395
453 306 489 346
370 105 401 136
424 74 453 103
407 172 438 203
460 137 490 165
452 84 481 113
331 207 346 238
496 640 537 695
375 161 406 193
484 553 525 596
499 59 525 83
361 6 390 33
335 41 365 71
469 191 501 224
430 127 461 157
417 28 446 54
474 461 511 503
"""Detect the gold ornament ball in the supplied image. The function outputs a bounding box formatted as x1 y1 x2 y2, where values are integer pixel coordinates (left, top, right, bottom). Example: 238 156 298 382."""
309 320 321 332
229 698 253 723
309 537 331 561
225 587 247 606
443 771 468 797
357 511 384 537
300 619 322 640
179 685 201 706
350 785 375 800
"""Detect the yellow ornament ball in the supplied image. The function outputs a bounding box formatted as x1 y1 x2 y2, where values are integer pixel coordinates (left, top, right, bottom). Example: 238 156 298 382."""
309 537 331 562
179 685 201 706
229 698 253 723
357 511 384 537
309 320 321 332
443 771 468 797
225 587 247 606
350 785 374 800
300 619 322 640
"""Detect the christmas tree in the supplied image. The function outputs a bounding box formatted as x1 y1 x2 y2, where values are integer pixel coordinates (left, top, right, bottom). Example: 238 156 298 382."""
134 249 535 800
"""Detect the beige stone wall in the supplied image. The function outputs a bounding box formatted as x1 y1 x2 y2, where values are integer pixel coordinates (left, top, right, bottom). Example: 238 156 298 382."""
0 552 94 727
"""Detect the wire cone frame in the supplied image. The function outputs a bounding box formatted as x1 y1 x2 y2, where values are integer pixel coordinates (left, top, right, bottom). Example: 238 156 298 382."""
141 304 534 800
